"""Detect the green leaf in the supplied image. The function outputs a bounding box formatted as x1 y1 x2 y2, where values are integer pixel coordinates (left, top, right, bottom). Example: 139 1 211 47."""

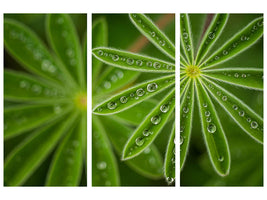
92 116 120 186
92 18 108 81
4 112 78 186
46 14 84 87
180 77 190 96
4 19 65 84
81 112 87 173
195 14 229 65
202 68 263 90
100 116 163 179
180 79 194 170
4 104 72 140
93 74 175 115
201 76 263 143
195 79 230 176
4 70 67 102
82 32 87 89
180 14 194 65
46 117 83 186
200 17 263 69
122 88 175 160
164 122 175 184
92 47 175 73
180 55 189 67
129 14 175 60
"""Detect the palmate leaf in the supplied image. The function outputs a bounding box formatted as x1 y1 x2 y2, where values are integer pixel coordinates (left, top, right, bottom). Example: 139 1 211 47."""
4 112 78 186
92 47 175 73
122 88 175 160
129 14 175 60
200 17 263 69
195 79 230 176
93 74 175 115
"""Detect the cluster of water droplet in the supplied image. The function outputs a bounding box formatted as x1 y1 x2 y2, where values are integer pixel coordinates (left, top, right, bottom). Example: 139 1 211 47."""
101 70 124 90
221 72 250 79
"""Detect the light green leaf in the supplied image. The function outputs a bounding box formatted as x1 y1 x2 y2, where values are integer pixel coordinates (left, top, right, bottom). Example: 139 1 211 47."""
180 14 194 65
4 19 65 84
201 76 263 143
4 104 72 140
195 79 230 176
82 32 87 89
92 116 120 186
202 68 263 90
200 17 263 69
100 116 163 179
180 77 190 96
81 112 87 173
4 70 67 102
46 14 84 87
93 74 175 115
46 117 83 186
92 47 175 73
129 14 175 60
164 122 175 184
4 112 78 186
180 79 194 170
122 88 175 160
195 14 229 65
92 18 108 81
180 55 189 67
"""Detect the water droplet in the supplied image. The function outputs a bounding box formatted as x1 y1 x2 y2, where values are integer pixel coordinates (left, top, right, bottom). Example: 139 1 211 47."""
183 32 188 39
97 161 107 170
147 83 158 92
130 93 135 98
159 40 166 46
103 81 111 89
116 70 124 79
186 45 191 51
144 147 151 154
183 107 189 113
242 74 247 78
166 177 174 184
120 96 128 104
215 56 220 60
143 129 152 137
180 126 185 133
150 31 156 37
136 60 143 66
207 123 216 133
98 50 104 56
112 55 119 61
217 91 222 96
151 115 161 125
206 117 211 122
57 17 64 24
251 121 258 129
31 84 42 94
247 118 251 122
66 48 74 57
208 32 215 39
110 75 118 83
203 103 208 108
107 101 117 110
135 137 145 146
205 111 210 117
127 58 134 65
257 20 263 27
239 111 245 117
222 96 227 101
233 105 238 110
54 105 62 114
241 35 247 41
146 61 152 67
153 62 161 69
223 50 228 55
136 88 145 96
19 80 30 89
160 104 169 113
234 73 239 78
218 156 224 162
180 135 184 145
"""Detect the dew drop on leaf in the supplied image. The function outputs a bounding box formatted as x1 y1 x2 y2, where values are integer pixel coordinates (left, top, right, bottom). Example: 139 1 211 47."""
147 83 158 92
127 58 134 65
218 156 224 162
242 74 247 78
135 137 145 146
54 105 62 114
234 73 239 78
107 101 117 110
160 104 169 113
206 117 211 122
97 161 107 170
166 177 174 184
153 62 161 69
151 115 161 125
247 118 251 122
136 60 143 66
251 121 258 129
19 80 30 89
183 107 189 113
146 61 152 67
203 103 208 108
112 55 119 61
120 96 128 104
208 32 215 39
207 123 216 133
98 50 104 56
103 81 111 89
205 111 210 117
232 105 238 110
222 96 227 101
180 135 184 145
239 110 245 117
136 88 145 96
115 70 124 79
143 129 152 137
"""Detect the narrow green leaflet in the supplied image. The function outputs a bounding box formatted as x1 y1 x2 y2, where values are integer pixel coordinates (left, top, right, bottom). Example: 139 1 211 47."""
180 14 194 65
81 112 87 172
200 17 263 69
92 116 120 186
202 68 263 90
4 112 78 186
4 104 72 139
101 116 163 179
93 74 175 115
201 77 263 143
82 32 87 89
92 18 108 81
180 79 194 169
195 79 230 176
122 88 175 160
4 19 65 84
4 70 67 102
180 77 190 96
195 14 229 65
92 47 175 73
46 118 83 186
46 14 84 87
180 55 189 67
129 14 175 60
164 122 175 184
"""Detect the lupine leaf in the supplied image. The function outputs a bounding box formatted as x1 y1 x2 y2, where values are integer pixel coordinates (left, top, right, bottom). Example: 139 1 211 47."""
100 116 163 179
122 88 175 160
200 17 263 69
180 79 194 169
4 70 67 102
180 55 189 67
195 79 230 176
46 118 83 186
195 14 229 65
4 112 78 186
180 14 194 65
93 74 175 115
4 104 72 140
82 32 87 89
4 19 66 84
46 14 84 87
202 68 263 90
92 18 108 82
201 76 263 143
92 47 175 73
180 77 190 96
92 116 120 186
164 122 175 184
81 112 87 172
129 14 175 60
